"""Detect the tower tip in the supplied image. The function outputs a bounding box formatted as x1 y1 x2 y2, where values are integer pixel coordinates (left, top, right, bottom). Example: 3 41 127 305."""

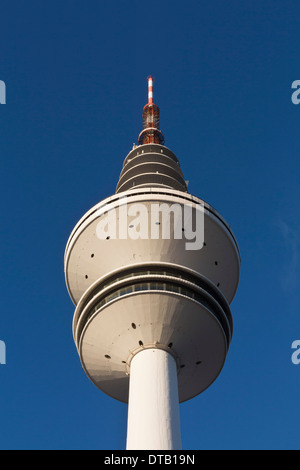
138 76 164 146
147 75 154 104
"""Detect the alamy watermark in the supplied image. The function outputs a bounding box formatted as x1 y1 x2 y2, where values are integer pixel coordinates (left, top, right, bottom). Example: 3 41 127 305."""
96 198 204 251
0 80 6 104
0 340 6 365
291 340 300 365
291 80 300 105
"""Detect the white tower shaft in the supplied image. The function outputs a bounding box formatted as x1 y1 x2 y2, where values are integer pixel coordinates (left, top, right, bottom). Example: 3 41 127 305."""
126 348 182 450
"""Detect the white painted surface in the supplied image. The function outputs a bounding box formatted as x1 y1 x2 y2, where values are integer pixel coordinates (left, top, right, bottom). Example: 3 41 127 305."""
65 187 240 306
126 348 182 450
77 288 229 402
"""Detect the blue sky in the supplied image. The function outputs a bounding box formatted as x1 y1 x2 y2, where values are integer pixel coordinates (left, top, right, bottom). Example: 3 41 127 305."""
0 0 300 450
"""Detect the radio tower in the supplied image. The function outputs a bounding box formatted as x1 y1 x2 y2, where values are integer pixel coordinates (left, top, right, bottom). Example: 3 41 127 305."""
64 76 240 450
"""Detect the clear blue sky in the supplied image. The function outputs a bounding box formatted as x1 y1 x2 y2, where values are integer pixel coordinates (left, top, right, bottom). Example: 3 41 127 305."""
0 0 299 450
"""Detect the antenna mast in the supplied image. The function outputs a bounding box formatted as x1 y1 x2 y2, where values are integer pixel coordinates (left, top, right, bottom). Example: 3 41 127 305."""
138 76 165 145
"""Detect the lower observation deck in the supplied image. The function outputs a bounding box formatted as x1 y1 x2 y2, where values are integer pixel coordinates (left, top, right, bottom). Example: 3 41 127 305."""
73 264 233 403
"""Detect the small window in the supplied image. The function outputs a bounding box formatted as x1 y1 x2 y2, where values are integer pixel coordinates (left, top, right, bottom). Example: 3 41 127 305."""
134 283 148 291
107 292 118 303
97 299 106 309
166 283 180 293
150 282 158 290
94 298 106 312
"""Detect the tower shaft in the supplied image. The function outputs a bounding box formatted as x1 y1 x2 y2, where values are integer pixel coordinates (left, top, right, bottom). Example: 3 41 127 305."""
126 348 182 450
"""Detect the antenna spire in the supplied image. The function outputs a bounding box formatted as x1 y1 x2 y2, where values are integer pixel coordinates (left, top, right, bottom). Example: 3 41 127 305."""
148 75 154 104
138 76 165 146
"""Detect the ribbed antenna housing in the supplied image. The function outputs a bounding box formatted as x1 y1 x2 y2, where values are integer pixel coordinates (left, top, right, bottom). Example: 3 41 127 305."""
116 144 187 193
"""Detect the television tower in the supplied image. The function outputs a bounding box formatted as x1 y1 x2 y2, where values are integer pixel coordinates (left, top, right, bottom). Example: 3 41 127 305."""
64 76 240 450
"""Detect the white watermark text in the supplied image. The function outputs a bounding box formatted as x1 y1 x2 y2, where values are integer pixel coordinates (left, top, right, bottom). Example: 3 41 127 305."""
0 340 6 364
0 80 6 104
291 340 300 365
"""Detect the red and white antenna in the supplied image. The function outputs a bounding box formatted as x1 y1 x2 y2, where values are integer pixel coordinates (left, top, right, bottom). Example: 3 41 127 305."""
138 76 165 146
148 75 154 104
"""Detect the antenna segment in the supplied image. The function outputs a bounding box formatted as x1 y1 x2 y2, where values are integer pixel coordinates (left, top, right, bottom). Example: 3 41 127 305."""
148 75 154 104
138 76 165 145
